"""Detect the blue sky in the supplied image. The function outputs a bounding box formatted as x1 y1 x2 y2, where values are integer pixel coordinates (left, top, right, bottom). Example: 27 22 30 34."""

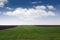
0 0 60 25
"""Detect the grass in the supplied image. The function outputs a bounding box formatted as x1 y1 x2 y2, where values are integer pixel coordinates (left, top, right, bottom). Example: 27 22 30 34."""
0 25 60 40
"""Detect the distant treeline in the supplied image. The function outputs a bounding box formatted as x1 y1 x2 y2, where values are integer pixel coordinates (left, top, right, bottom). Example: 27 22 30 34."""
0 25 17 30
35 25 60 27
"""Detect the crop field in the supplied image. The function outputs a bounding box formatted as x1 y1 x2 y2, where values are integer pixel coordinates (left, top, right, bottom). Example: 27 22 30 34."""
0 25 60 40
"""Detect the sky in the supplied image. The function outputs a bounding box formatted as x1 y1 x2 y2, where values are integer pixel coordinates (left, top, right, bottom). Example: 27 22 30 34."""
0 0 60 25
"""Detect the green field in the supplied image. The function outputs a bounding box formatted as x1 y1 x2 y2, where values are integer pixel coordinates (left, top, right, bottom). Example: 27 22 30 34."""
0 25 60 40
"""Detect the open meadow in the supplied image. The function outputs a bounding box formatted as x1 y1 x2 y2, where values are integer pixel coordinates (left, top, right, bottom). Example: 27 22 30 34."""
0 25 60 40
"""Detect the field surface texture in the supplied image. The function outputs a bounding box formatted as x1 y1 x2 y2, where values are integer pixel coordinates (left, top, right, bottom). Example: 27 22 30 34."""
0 25 60 40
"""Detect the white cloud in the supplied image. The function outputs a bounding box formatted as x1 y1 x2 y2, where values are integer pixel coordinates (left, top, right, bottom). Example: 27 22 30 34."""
35 5 46 9
32 1 42 4
47 5 54 9
3 5 56 21
6 7 13 10
0 0 8 7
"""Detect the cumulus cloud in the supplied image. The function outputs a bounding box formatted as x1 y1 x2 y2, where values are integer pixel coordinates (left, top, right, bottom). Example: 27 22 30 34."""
47 5 54 9
35 5 46 9
6 7 13 10
0 0 8 7
3 5 55 21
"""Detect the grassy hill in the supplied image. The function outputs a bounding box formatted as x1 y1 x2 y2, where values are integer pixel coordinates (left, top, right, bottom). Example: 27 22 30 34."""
0 25 60 40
